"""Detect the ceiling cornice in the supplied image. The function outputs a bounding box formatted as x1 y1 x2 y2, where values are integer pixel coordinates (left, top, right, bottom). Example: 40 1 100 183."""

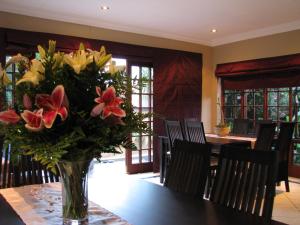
211 19 300 46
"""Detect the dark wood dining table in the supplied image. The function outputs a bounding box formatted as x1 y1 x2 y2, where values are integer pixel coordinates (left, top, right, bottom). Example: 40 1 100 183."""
91 178 286 225
0 178 287 225
205 133 256 149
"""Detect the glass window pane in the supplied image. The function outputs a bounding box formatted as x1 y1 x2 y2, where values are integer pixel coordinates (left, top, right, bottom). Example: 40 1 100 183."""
279 92 289 106
268 92 277 106
141 136 149 149
132 94 139 107
246 106 254 119
132 136 140 150
142 150 151 163
132 80 139 93
142 82 150 93
268 107 277 120
293 143 300 165
246 92 254 105
142 95 150 107
131 66 139 79
142 67 150 79
279 107 289 121
255 91 264 105
255 107 264 120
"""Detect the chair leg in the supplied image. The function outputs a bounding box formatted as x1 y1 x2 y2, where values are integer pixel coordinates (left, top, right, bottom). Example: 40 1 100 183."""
285 180 290 192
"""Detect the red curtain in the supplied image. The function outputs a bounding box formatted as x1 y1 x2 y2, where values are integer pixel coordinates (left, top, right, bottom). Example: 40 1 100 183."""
153 50 202 170
216 53 300 89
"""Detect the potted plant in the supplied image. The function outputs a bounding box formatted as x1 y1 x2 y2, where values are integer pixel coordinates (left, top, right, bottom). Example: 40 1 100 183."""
214 98 230 136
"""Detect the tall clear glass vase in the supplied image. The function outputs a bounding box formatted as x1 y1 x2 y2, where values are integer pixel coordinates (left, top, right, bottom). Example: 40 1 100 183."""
57 159 93 225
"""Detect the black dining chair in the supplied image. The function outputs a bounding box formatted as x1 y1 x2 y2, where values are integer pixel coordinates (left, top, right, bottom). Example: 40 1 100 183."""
160 120 186 184
1 142 59 189
254 123 276 151
184 119 218 197
164 119 185 147
0 136 14 189
231 119 249 135
255 120 273 136
210 145 279 221
164 139 211 197
13 155 59 187
184 119 206 144
159 136 171 184
275 122 295 192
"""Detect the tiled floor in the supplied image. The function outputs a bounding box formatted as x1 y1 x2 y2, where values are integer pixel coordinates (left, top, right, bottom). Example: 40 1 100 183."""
92 159 300 225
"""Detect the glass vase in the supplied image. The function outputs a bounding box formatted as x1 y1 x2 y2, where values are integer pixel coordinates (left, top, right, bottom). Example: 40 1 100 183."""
57 159 93 225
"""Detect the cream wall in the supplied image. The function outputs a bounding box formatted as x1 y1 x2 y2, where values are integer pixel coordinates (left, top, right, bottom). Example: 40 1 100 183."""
214 29 300 64
0 11 216 132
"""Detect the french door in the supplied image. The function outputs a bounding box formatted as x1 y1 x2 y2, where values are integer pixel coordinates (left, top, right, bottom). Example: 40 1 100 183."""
125 61 154 174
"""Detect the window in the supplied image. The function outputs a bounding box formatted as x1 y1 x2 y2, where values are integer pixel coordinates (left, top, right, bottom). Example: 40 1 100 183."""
4 56 16 107
223 87 300 165
131 65 153 163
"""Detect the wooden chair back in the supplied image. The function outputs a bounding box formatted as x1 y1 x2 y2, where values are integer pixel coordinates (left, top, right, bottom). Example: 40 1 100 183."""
0 138 14 189
276 122 295 162
164 120 185 148
210 145 278 220
254 123 276 151
1 141 59 189
164 139 211 197
14 155 59 187
275 122 295 191
255 120 273 136
184 119 206 144
231 119 249 135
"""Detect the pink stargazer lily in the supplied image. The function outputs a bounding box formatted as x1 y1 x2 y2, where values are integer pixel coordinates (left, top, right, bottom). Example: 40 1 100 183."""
91 86 126 119
21 109 44 131
0 109 21 124
23 94 32 110
35 85 68 128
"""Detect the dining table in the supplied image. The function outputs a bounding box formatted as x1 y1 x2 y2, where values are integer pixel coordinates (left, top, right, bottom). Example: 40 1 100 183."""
205 133 256 149
0 177 287 225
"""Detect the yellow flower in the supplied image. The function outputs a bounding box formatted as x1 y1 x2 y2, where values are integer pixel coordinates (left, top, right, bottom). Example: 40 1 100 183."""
5 54 29 68
37 45 46 59
0 64 11 86
89 46 112 69
48 40 56 56
64 49 93 74
53 52 64 69
16 59 45 86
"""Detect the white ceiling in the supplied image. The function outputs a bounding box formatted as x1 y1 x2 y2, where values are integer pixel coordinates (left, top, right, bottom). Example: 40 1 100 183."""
1 0 300 46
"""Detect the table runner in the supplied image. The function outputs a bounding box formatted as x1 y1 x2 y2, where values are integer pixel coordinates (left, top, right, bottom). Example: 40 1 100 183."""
0 183 131 225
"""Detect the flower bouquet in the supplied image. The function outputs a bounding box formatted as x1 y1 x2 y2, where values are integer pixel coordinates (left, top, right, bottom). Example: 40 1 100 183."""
0 40 150 223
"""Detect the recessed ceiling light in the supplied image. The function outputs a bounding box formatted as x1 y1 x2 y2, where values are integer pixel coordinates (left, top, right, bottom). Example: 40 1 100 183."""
211 29 217 33
100 5 110 10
